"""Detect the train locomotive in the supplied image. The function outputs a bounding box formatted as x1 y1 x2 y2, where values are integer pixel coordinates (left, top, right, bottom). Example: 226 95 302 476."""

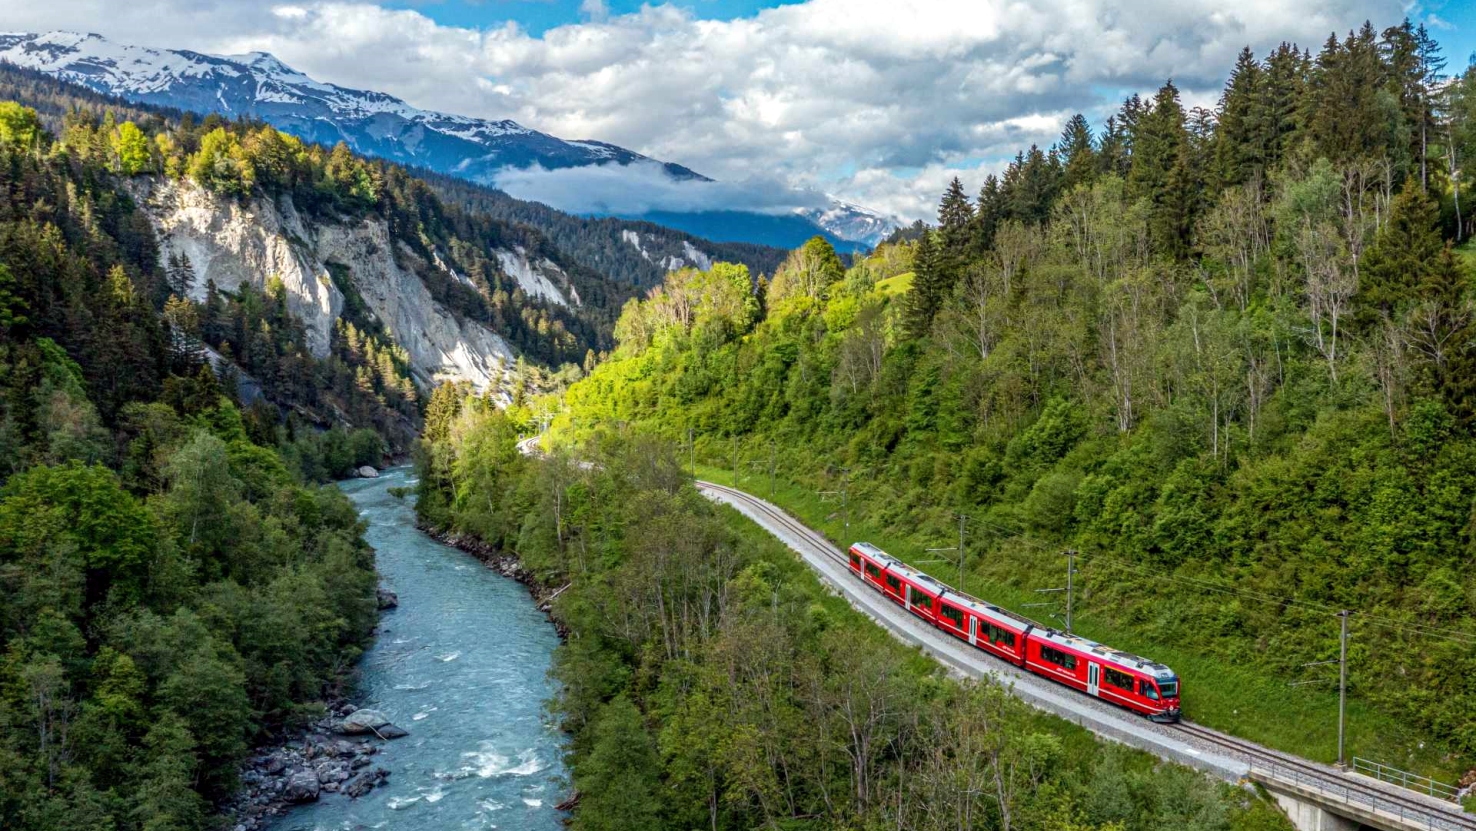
847 541 1181 723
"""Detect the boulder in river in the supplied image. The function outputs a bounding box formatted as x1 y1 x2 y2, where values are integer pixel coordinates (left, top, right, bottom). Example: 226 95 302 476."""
376 588 398 610
375 723 409 740
284 770 321 803
338 709 391 734
357 466 379 479
343 767 390 799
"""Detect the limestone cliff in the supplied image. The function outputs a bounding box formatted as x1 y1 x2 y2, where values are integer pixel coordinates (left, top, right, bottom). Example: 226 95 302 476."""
132 178 555 393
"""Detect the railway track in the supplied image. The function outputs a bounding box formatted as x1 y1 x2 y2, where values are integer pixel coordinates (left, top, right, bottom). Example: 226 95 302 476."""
697 479 1476 831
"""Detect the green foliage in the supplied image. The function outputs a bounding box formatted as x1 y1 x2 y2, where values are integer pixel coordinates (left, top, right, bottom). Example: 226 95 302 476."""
0 101 41 148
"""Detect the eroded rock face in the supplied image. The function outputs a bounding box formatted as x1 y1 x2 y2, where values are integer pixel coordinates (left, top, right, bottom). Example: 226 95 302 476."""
132 178 516 392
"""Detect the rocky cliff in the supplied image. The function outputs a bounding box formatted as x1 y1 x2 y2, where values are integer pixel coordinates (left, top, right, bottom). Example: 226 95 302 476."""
133 178 565 393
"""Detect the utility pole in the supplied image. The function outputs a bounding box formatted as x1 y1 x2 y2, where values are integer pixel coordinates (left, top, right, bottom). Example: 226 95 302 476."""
922 513 966 587
1289 610 1351 768
817 467 849 536
1027 550 1076 633
769 440 776 501
1065 550 1076 635
1338 610 1349 769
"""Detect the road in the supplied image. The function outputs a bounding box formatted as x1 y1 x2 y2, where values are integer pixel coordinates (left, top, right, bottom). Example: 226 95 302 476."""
696 479 1476 831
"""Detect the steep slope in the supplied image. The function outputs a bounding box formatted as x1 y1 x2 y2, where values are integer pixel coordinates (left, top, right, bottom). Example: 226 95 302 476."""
134 177 518 391
0 63 624 394
0 31 897 249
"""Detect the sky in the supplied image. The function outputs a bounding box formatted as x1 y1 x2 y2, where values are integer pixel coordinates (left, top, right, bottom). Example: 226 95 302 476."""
2 0 1474 222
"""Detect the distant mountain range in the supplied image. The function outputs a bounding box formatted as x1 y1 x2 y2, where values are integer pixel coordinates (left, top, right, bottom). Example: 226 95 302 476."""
0 31 898 250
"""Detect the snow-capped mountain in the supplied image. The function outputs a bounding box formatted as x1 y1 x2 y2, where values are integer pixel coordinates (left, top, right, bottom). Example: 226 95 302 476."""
0 31 704 182
0 31 896 249
801 200 902 248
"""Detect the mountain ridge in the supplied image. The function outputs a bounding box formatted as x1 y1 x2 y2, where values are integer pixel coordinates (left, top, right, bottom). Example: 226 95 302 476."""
0 30 898 248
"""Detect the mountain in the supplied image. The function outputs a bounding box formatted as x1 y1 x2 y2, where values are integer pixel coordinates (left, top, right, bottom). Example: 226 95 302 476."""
0 31 896 249
799 200 901 248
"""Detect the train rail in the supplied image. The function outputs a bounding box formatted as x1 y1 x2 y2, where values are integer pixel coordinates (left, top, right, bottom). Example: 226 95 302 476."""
696 479 1476 831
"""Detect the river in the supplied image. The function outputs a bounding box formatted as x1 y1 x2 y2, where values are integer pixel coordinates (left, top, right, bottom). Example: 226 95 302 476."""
273 467 567 831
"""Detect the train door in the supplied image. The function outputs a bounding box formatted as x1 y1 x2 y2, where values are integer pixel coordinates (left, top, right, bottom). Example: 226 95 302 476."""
968 617 978 646
904 583 911 608
1087 663 1100 697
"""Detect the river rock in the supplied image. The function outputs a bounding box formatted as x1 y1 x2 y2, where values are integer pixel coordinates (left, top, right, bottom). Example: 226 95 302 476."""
343 767 390 799
375 723 409 740
338 709 391 734
284 770 321 803
376 588 398 609
357 466 379 479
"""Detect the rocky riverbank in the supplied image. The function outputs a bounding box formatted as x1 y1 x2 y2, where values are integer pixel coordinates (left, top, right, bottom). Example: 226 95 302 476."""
220 702 412 831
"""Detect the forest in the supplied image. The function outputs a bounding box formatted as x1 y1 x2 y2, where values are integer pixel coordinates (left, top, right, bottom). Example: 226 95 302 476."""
414 397 1292 831
0 93 385 829
506 18 1476 779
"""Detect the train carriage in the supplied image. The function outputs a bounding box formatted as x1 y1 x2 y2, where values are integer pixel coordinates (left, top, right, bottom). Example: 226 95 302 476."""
1025 629 1181 722
847 540 1181 723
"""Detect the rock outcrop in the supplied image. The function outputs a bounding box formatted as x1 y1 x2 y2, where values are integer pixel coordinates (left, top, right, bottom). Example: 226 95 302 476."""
357 466 379 479
131 178 519 392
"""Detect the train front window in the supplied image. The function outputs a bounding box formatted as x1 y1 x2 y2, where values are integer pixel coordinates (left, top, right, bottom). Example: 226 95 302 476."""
1158 678 1179 698
1139 680 1160 701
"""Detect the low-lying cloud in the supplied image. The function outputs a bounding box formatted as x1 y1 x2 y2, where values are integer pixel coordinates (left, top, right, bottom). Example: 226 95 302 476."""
492 160 831 217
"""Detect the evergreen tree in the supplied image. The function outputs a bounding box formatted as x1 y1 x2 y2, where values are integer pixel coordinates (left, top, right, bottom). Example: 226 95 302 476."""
1358 179 1444 329
1058 113 1097 191
972 175 1004 250
1129 81 1196 257
167 253 196 300
1213 46 1264 188
904 230 945 338
937 176 974 266
1257 42 1310 171
1097 115 1131 178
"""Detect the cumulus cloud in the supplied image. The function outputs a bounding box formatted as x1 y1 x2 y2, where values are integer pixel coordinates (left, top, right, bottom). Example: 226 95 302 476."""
0 0 1407 220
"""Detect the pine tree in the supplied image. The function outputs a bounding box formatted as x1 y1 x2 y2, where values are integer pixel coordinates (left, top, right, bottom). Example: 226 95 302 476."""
972 176 1004 250
1058 113 1097 191
167 253 196 300
1257 43 1310 170
1213 46 1263 188
1097 115 1130 178
1359 179 1443 329
1129 81 1196 257
904 231 945 339
937 176 974 264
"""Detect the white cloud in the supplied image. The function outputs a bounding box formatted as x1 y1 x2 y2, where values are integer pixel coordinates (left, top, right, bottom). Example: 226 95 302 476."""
0 0 1406 221
493 160 830 216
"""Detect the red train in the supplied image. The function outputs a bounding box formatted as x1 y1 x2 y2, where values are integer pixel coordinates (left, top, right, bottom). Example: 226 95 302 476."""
847 541 1181 722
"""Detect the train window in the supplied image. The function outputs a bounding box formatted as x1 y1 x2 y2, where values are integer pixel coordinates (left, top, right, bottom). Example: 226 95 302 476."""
865 563 881 578
914 595 932 610
1104 668 1135 691
1139 680 1160 701
885 575 901 591
941 605 964 627
849 553 861 568
988 624 1017 648
1041 646 1077 670
1159 678 1179 698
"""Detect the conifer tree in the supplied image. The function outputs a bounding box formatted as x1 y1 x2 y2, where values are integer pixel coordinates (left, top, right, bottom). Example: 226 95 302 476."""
1214 47 1263 188
1129 81 1196 257
972 176 1004 251
904 230 945 338
1359 179 1443 328
1257 43 1310 171
1058 113 1097 191
937 177 974 259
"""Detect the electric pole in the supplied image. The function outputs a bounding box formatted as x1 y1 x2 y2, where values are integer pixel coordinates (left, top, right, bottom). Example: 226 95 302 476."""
1065 550 1076 635
922 513 967 587
818 468 849 535
1338 609 1349 769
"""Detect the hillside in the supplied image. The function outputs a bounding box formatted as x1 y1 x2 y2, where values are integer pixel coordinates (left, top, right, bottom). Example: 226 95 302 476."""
538 23 1476 780
0 94 383 831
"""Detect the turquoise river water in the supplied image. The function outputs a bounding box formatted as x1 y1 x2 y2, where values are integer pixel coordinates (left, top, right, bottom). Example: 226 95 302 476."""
273 467 567 830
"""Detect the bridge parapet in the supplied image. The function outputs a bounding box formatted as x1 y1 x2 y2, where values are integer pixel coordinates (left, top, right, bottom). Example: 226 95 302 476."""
1251 760 1475 831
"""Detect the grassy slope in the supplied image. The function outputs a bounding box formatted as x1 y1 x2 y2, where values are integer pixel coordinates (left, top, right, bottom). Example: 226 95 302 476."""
695 462 1462 782
709 495 1293 830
